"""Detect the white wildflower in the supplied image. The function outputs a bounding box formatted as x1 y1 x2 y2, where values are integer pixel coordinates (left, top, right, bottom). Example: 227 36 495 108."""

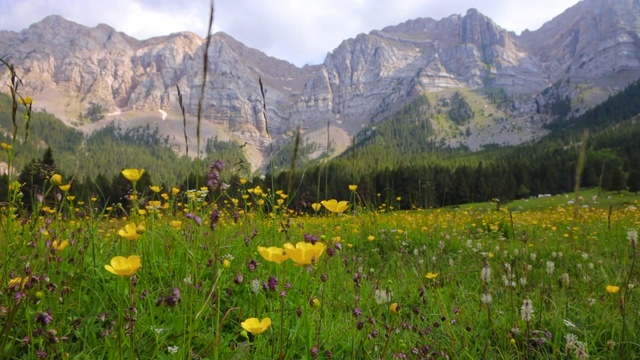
546 261 555 274
167 346 179 355
628 230 638 247
374 289 392 304
481 265 492 283
565 333 578 353
563 319 576 328
520 298 534 322
530 253 537 261
251 279 261 294
481 293 492 304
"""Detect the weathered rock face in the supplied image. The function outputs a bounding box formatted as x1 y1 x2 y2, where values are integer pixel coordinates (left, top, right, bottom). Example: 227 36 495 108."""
519 0 640 85
1 0 640 168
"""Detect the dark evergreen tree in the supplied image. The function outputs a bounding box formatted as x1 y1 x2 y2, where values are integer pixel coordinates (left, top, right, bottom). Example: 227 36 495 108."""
628 170 640 194
607 167 627 193
447 92 474 125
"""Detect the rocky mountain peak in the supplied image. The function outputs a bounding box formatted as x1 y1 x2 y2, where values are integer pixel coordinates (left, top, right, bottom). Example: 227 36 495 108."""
519 0 640 84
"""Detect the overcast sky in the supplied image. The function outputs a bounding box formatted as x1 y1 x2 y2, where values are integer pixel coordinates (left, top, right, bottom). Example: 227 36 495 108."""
0 0 581 67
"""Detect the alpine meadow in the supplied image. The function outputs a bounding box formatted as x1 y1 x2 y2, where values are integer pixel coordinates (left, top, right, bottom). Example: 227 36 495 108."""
1 0 640 359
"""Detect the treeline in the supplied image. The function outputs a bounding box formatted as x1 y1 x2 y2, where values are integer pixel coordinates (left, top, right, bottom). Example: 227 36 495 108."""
262 119 640 209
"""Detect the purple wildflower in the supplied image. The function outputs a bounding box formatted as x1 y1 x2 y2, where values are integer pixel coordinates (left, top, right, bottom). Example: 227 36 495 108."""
186 213 202 226
35 309 53 326
247 260 258 272
210 209 220 230
267 276 278 291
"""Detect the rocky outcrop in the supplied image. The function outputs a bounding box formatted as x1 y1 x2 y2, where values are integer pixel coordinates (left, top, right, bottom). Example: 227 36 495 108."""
1 0 640 168
518 0 640 85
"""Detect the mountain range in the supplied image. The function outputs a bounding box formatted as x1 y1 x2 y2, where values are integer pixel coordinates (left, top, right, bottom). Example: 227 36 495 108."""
1 0 640 170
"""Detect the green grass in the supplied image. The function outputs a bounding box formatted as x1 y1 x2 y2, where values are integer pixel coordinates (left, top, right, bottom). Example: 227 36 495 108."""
1 178 639 359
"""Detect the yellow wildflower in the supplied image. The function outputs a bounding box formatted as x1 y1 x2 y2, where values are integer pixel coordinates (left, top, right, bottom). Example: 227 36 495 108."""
257 246 289 264
104 255 141 277
121 168 145 182
52 240 69 252
240 317 271 335
321 199 349 213
606 285 620 294
389 302 399 315
426 272 439 280
284 242 326 266
50 174 63 186
118 223 141 241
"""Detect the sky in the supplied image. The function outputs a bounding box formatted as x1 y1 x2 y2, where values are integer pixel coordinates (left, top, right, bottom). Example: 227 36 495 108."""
0 0 581 67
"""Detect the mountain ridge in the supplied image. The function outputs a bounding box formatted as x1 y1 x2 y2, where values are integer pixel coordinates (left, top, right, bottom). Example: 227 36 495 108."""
1 0 640 170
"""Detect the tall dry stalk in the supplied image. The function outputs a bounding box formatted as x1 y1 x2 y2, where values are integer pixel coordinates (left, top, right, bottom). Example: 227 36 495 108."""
195 0 215 186
177 84 189 157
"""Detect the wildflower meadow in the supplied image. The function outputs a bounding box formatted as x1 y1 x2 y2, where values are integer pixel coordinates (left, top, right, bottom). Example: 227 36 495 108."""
1 163 639 359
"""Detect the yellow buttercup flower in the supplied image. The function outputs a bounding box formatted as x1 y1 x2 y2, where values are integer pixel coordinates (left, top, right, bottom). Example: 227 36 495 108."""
50 174 63 186
59 184 71 192
171 187 180 195
223 259 231 268
349 184 358 192
8 277 25 289
284 242 326 266
426 272 439 280
367 235 375 241
19 96 33 106
170 220 182 229
389 302 399 315
321 199 349 213
104 255 141 277
311 203 321 212
1 142 12 151
241 317 271 335
257 246 289 264
149 185 162 193
239 178 248 185
606 285 620 294
311 298 321 309
118 223 142 241
121 168 145 182
52 240 69 252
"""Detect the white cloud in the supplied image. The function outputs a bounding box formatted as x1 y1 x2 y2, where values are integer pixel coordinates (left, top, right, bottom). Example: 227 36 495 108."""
0 0 580 67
